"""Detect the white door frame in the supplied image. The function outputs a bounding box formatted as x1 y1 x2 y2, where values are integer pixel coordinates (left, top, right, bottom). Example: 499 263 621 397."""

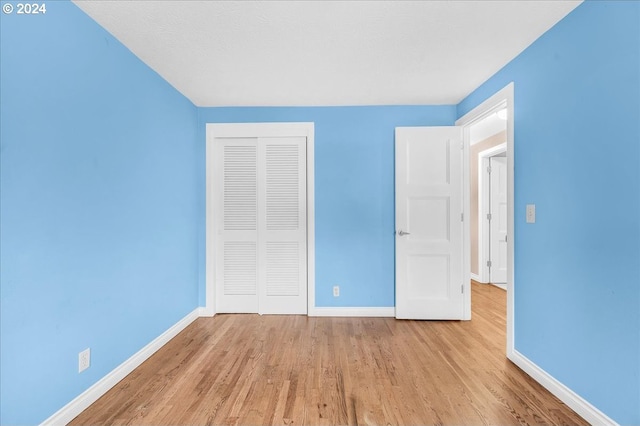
478 143 507 284
456 82 515 356
204 122 315 316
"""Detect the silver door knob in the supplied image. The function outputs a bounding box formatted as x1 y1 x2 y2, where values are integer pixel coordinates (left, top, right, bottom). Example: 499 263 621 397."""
398 230 411 236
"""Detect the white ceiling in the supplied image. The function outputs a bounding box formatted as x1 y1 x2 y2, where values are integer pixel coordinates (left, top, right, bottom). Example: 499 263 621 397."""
73 0 581 107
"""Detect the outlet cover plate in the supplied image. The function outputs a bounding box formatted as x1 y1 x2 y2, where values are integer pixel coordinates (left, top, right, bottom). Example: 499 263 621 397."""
79 348 90 373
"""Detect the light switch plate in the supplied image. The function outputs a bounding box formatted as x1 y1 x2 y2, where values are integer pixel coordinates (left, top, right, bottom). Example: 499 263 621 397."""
526 204 536 223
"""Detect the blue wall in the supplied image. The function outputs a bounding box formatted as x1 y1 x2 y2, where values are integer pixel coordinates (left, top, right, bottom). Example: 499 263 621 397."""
3 0 638 424
458 1 640 424
0 2 200 424
198 107 456 308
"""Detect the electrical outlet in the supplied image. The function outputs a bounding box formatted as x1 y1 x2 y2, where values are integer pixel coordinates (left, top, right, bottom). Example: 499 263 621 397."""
79 348 90 373
333 286 340 297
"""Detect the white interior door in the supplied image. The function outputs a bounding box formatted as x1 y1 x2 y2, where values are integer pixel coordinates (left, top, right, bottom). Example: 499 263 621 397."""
395 127 464 320
214 136 307 314
489 156 508 284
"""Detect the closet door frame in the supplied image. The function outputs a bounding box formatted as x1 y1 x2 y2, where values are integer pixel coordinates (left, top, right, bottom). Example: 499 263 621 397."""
205 122 315 316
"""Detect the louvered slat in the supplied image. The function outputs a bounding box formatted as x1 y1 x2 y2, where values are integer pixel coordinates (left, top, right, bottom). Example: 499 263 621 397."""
266 145 299 231
224 242 257 295
266 242 299 296
224 145 257 231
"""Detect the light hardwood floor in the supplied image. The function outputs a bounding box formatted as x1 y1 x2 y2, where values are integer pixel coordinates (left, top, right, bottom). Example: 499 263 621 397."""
70 282 587 425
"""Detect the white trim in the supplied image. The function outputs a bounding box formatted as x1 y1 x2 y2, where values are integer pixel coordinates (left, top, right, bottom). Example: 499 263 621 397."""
490 283 506 291
456 82 514 356
478 143 507 284
306 128 316 316
196 307 209 316
205 122 315 315
509 351 618 426
40 308 202 426
309 307 395 317
470 272 482 282
478 143 507 158
204 129 216 317
462 132 471 320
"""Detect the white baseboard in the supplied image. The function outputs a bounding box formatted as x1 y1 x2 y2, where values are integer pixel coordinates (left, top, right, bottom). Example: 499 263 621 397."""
470 272 481 281
309 307 395 317
200 306 215 317
41 308 202 426
508 350 617 426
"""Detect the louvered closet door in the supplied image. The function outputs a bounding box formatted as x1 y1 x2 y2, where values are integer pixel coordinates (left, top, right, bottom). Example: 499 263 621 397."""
214 136 307 314
258 137 307 314
215 138 259 313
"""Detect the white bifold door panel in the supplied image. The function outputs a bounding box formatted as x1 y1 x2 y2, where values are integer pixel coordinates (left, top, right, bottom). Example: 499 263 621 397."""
395 127 464 320
214 137 307 314
489 156 508 284
216 139 259 313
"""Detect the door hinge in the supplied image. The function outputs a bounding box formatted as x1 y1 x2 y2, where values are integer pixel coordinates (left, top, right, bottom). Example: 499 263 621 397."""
460 142 464 151
487 213 492 221
461 213 464 222
487 166 492 174
487 260 492 268
461 285 464 294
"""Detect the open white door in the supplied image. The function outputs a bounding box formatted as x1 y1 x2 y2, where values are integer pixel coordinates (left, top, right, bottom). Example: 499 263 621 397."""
489 156 508 284
395 127 464 320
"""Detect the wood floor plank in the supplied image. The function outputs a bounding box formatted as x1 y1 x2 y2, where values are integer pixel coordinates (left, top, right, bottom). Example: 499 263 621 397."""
70 283 587 426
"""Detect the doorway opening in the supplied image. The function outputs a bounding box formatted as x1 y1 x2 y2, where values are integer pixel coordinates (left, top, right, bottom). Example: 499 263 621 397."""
457 83 515 356
473 116 507 289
